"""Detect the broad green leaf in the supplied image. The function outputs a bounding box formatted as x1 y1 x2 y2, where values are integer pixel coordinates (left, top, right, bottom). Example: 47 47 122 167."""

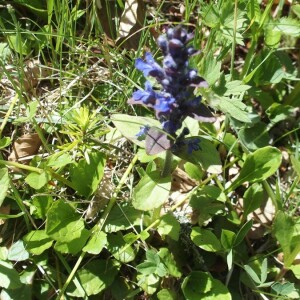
253 50 285 85
181 271 231 300
221 230 236 250
191 227 222 252
111 114 160 148
158 248 181 278
234 220 253 247
276 17 300 37
190 187 225 225
224 81 251 96
271 282 297 296
83 231 107 255
132 171 171 211
273 211 300 267
107 233 136 263
290 265 300 279
292 4 300 18
266 103 296 125
32 195 53 219
103 202 141 232
218 97 250 123
0 260 22 289
137 273 160 295
0 137 11 149
46 200 90 254
174 139 222 174
23 230 53 255
230 146 282 191
7 241 29 261
242 183 264 221
70 151 105 197
0 168 9 206
238 122 270 151
47 153 73 168
25 171 50 190
157 289 177 300
54 230 90 255
265 24 281 48
157 213 180 241
67 259 119 297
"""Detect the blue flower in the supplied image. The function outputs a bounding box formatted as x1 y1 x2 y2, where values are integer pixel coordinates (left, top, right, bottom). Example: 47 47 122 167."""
129 25 214 154
135 52 165 80
136 125 150 140
131 81 156 106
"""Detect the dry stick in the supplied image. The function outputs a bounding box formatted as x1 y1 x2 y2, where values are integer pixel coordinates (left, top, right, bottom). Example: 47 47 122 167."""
56 154 139 300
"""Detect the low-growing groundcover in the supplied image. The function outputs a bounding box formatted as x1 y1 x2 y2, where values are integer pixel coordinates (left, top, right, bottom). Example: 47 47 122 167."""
0 0 300 299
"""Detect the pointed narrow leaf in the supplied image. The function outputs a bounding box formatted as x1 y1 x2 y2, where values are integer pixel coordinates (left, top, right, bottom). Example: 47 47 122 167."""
0 168 9 206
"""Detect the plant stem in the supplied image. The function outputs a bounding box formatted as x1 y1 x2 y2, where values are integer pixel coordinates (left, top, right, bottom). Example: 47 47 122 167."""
161 150 173 178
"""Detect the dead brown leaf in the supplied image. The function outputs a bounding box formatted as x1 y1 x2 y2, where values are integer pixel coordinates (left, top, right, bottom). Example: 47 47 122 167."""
8 133 42 163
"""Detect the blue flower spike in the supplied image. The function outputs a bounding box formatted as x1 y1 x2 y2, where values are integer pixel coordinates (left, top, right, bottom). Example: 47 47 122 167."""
129 25 215 155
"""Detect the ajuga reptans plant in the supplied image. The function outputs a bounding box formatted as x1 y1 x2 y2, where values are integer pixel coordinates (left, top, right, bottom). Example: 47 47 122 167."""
128 25 215 156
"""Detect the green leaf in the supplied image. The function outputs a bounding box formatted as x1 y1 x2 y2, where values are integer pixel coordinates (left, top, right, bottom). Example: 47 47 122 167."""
234 220 253 247
244 264 261 284
137 249 167 277
132 171 171 211
0 168 9 206
252 50 285 85
137 273 160 295
157 213 180 241
242 183 264 221
260 258 268 284
67 259 119 297
13 101 39 124
158 248 181 278
218 97 250 123
47 153 73 168
25 171 50 190
175 139 222 174
111 114 160 148
83 231 107 255
0 137 11 149
70 151 106 197
271 282 297 296
290 265 300 279
46 200 90 254
291 155 300 176
221 230 236 250
107 233 136 263
7 241 29 261
191 227 222 252
273 211 300 268
0 260 22 289
276 17 300 37
32 195 53 219
238 122 270 151
103 202 141 232
229 146 282 191
157 289 177 300
181 271 231 300
23 230 53 255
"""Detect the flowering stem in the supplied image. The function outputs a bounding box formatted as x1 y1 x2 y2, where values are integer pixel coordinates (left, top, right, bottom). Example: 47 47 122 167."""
161 150 173 178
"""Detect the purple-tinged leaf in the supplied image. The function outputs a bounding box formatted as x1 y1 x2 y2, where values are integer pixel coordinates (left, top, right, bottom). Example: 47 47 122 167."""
145 127 173 155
